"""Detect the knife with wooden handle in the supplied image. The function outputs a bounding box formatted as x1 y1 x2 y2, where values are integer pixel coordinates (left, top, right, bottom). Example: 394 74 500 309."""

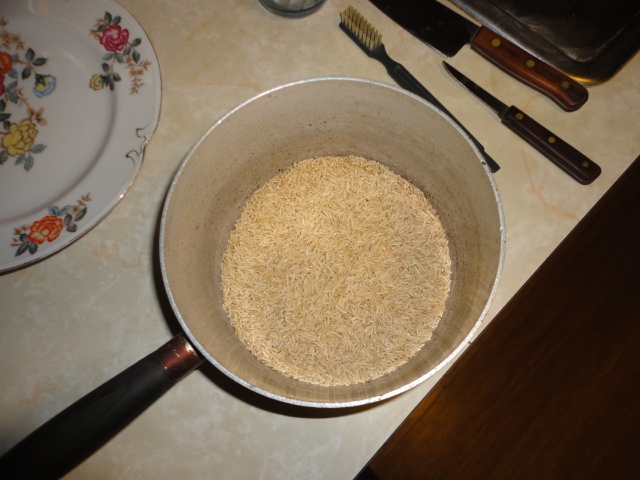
443 62 600 185
369 0 589 112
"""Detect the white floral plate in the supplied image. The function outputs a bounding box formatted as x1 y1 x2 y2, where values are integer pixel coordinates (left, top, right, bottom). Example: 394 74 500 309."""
0 0 161 273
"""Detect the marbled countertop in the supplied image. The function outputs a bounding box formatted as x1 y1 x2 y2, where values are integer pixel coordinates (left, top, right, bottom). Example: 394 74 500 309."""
1 1 639 479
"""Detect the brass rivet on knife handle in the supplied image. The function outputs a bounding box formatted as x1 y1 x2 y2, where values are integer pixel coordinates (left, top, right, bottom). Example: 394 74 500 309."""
502 106 601 184
471 27 588 112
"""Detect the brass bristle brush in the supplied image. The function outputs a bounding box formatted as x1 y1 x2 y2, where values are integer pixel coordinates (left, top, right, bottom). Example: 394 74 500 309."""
339 6 500 172
339 6 383 53
339 6 439 105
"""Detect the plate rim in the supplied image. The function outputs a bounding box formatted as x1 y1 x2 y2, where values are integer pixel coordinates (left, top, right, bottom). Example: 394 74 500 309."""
0 0 162 274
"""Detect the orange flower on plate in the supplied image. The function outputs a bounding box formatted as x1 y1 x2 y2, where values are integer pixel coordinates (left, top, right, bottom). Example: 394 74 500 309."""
27 215 64 244
12 194 92 256
0 51 12 75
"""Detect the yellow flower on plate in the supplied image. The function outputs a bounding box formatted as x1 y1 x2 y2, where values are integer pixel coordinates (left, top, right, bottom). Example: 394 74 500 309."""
2 118 38 157
89 74 104 91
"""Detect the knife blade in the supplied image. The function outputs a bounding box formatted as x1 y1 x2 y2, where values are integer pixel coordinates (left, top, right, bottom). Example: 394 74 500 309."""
442 61 600 185
369 0 589 112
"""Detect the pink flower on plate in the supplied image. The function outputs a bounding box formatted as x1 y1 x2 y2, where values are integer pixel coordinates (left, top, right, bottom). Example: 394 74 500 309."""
99 25 130 52
0 74 5 96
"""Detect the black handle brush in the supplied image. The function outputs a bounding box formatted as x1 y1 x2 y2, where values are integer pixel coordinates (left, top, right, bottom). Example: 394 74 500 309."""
339 6 500 173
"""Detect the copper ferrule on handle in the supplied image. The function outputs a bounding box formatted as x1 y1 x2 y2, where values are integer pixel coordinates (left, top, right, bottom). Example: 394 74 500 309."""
156 334 204 380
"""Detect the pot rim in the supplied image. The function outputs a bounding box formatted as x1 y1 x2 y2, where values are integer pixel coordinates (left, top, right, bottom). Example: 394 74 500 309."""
159 76 505 408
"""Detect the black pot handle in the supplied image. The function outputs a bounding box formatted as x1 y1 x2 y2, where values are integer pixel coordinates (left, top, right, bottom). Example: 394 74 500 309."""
0 334 203 480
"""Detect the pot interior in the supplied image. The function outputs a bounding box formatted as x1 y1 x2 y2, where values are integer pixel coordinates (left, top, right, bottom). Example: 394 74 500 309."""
161 78 504 407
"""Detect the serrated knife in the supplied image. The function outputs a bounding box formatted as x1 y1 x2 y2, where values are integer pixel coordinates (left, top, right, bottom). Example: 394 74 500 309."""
443 61 600 185
369 0 589 112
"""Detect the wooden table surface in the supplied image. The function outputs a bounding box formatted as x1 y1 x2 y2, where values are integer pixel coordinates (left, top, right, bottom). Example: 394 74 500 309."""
358 155 640 479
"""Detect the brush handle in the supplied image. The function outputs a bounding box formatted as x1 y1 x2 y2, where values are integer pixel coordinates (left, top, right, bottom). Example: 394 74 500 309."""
375 46 500 173
381 53 441 107
338 20 499 172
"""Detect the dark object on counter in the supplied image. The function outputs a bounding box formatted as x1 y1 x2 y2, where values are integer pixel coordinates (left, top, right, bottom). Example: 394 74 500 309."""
443 62 601 184
339 6 500 172
369 0 589 111
450 0 640 84
359 153 640 478
259 0 325 18
0 335 203 480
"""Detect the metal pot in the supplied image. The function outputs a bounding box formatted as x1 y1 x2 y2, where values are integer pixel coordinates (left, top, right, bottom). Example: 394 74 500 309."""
161 77 504 406
0 78 504 478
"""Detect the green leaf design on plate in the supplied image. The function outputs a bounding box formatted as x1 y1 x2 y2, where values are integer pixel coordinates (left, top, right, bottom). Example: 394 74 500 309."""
30 144 46 154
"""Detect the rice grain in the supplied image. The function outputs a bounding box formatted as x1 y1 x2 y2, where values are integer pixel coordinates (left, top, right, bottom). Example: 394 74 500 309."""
221 155 451 386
